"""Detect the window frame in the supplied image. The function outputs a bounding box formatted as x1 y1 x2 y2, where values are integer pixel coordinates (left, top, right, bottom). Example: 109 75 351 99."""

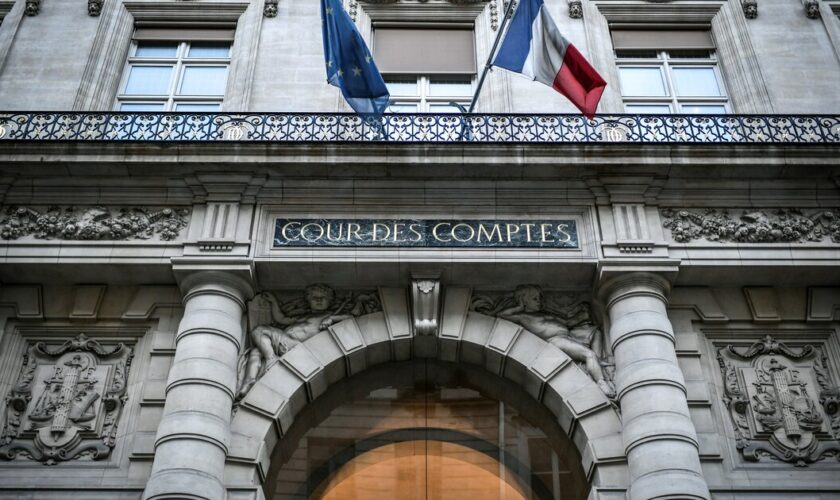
615 49 730 114
350 1 489 113
588 2 773 113
384 75 474 113
72 2 252 111
116 39 232 112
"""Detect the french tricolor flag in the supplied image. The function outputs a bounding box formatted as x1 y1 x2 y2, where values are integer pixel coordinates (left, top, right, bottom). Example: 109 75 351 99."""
494 0 606 118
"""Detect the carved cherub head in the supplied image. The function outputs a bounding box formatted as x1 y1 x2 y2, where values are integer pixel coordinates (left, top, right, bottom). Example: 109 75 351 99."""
305 283 335 312
514 285 543 312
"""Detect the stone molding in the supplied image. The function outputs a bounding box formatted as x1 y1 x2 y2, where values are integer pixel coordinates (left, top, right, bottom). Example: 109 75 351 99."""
0 0 22 85
0 285 42 319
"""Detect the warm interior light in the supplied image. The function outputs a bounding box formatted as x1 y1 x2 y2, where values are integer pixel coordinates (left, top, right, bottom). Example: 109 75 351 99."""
320 440 528 500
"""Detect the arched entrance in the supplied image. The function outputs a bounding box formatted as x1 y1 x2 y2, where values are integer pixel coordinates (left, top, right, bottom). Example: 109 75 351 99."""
266 360 588 500
226 301 628 498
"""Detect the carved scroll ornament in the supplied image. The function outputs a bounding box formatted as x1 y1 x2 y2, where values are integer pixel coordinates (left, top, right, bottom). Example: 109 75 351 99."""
411 278 441 336
662 208 840 244
0 206 190 241
472 286 616 398
236 285 382 400
0 334 133 465
717 335 840 466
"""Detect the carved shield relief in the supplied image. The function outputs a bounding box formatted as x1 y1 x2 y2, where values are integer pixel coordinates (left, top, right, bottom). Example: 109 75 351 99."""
717 336 840 466
0 334 133 465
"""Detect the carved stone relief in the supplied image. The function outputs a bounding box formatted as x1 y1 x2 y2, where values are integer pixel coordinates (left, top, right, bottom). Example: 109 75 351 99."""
661 208 840 243
236 285 382 400
567 0 583 19
0 206 190 241
25 0 39 16
87 0 103 16
0 334 133 465
741 0 757 19
717 335 840 466
411 278 441 336
264 0 278 17
803 0 820 19
471 286 616 398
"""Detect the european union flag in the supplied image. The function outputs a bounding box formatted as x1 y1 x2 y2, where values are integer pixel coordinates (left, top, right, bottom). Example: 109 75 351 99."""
321 0 390 115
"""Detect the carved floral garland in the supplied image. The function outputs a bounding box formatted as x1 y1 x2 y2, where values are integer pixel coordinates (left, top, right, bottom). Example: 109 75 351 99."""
0 206 190 241
661 208 840 243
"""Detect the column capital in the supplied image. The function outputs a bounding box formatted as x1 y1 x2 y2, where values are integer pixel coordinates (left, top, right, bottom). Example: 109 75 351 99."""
171 257 256 307
596 265 678 307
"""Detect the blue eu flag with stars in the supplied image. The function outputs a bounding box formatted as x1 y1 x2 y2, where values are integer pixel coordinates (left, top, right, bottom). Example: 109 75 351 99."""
321 0 390 115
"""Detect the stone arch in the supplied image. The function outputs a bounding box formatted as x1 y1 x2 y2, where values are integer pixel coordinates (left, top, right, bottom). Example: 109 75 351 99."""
225 287 629 499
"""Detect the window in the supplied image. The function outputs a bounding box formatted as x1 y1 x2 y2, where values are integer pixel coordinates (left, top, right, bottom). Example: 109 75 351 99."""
116 29 234 112
384 76 473 113
612 30 728 114
373 27 477 113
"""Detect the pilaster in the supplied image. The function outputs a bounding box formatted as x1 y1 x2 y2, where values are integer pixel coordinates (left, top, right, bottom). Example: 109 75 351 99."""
598 269 710 500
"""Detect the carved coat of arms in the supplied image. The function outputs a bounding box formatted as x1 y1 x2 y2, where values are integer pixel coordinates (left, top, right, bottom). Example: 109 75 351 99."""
0 334 133 465
717 336 840 466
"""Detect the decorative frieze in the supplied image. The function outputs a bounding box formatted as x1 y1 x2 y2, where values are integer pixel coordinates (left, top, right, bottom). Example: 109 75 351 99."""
0 334 133 465
0 206 190 241
661 208 840 243
717 335 840 466
237 285 381 400
472 286 616 397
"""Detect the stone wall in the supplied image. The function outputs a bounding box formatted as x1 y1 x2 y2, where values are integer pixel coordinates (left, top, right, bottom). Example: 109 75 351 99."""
1 0 840 112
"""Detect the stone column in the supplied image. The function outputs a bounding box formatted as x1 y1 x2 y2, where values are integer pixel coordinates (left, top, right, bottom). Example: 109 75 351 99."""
144 271 252 500
600 272 710 500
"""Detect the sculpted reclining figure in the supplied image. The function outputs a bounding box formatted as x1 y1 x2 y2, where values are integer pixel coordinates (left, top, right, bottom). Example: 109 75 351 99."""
237 284 377 400
237 284 351 399
492 285 616 397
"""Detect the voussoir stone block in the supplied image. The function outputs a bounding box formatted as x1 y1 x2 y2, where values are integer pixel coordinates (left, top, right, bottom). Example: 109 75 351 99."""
356 311 391 367
303 330 346 385
460 312 495 366
525 344 572 400
258 363 308 418
504 331 545 386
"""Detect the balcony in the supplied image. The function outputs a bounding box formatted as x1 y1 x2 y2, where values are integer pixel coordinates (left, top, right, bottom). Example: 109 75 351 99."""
0 112 839 144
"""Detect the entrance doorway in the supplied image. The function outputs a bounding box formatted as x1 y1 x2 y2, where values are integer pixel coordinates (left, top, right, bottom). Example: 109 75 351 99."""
266 360 589 499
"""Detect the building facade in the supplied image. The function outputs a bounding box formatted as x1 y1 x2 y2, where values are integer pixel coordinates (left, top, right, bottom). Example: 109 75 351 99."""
1 0 840 499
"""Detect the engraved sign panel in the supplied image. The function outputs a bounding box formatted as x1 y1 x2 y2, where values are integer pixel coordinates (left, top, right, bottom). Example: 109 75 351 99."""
273 219 579 248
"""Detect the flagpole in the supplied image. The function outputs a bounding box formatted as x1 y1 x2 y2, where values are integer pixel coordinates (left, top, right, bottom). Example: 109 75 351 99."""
467 0 519 114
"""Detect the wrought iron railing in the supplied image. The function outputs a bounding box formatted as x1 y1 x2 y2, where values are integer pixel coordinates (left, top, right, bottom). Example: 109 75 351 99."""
0 112 839 144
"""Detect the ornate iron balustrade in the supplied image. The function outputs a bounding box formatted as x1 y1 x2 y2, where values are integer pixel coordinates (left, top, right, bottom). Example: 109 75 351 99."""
1 112 839 144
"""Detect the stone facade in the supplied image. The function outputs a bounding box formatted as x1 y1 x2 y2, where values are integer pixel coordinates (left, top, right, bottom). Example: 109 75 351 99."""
1 0 840 499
